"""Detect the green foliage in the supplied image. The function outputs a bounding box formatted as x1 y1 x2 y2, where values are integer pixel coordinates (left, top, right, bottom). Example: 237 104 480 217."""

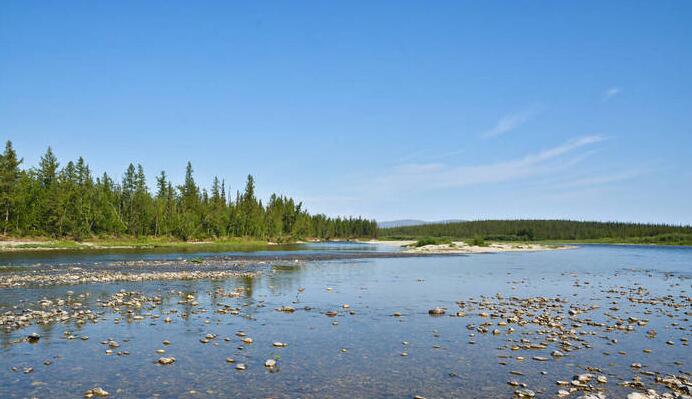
413 237 452 247
381 220 692 245
467 235 487 247
0 141 378 241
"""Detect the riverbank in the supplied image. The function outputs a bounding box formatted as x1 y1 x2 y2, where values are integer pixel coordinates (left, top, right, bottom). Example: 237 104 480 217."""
0 237 274 252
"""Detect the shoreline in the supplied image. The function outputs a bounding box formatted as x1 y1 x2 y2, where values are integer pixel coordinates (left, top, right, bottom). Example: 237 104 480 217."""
360 239 573 254
0 238 275 253
2 236 688 254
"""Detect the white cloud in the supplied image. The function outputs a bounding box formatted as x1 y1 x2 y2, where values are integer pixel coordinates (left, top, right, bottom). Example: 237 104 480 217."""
372 135 605 192
481 106 542 138
602 87 622 100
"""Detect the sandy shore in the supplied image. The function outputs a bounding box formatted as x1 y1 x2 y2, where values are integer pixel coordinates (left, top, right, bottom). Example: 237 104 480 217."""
360 239 573 254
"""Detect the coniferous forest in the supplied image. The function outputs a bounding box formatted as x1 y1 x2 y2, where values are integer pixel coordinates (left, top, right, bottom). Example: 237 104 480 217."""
0 141 377 241
380 219 692 245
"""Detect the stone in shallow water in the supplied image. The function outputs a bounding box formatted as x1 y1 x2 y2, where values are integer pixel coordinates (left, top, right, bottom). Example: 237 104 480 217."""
428 307 445 315
158 357 175 365
515 388 535 397
27 333 40 343
576 395 606 399
84 387 109 397
264 359 276 368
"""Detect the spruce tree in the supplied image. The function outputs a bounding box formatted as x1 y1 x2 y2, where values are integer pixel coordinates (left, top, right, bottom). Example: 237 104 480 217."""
0 141 21 235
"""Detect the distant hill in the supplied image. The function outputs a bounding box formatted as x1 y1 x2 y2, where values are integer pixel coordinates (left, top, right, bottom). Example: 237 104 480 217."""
378 219 692 246
378 219 464 228
378 219 428 228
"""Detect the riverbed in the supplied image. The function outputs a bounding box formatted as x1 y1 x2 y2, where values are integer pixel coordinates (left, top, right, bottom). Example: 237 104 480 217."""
0 243 690 398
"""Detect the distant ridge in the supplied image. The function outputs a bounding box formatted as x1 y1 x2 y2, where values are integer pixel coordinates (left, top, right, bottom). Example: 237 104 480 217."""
378 219 464 228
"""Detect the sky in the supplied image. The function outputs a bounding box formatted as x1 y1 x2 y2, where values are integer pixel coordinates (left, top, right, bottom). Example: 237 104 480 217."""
1 1 691 224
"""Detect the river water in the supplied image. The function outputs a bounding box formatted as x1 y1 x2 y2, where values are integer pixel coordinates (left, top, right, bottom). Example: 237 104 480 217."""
0 243 690 398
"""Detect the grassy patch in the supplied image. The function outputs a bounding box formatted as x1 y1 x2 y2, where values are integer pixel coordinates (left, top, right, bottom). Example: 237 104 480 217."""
1 237 276 252
466 235 488 247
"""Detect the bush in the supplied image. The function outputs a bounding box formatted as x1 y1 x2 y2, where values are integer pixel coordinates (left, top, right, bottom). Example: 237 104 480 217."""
467 235 487 247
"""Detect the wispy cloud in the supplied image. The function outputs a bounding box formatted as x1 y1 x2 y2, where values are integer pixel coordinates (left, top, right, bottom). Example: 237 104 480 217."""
481 106 542 139
554 170 640 189
602 87 622 101
372 135 605 193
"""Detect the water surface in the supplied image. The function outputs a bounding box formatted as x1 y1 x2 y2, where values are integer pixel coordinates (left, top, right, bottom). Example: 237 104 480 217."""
1 244 689 398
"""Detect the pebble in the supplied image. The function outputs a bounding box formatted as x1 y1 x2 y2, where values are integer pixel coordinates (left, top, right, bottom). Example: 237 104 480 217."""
27 333 40 343
515 388 535 397
158 357 176 365
84 387 109 397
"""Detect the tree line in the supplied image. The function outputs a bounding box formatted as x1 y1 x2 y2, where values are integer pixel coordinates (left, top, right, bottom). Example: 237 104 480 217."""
0 141 377 240
379 219 692 242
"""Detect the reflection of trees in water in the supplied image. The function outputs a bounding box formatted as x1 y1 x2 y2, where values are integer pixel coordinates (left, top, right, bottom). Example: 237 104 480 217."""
240 275 254 298
0 331 12 348
265 264 306 297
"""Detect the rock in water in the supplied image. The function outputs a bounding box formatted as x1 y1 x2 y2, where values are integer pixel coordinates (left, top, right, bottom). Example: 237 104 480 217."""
158 357 176 365
515 388 535 397
27 333 41 343
264 359 277 368
84 387 109 397
428 307 445 315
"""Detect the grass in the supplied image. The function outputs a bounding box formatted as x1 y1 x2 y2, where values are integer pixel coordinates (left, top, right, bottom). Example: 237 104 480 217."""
0 236 276 252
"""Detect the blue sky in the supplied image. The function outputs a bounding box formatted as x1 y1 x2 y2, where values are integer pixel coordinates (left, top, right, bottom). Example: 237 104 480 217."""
1 1 691 224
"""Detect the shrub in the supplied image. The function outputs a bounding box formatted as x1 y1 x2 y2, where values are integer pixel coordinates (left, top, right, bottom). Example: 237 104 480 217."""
467 235 487 247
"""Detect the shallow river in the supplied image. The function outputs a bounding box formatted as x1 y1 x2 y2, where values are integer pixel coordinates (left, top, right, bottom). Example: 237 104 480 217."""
0 243 690 398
